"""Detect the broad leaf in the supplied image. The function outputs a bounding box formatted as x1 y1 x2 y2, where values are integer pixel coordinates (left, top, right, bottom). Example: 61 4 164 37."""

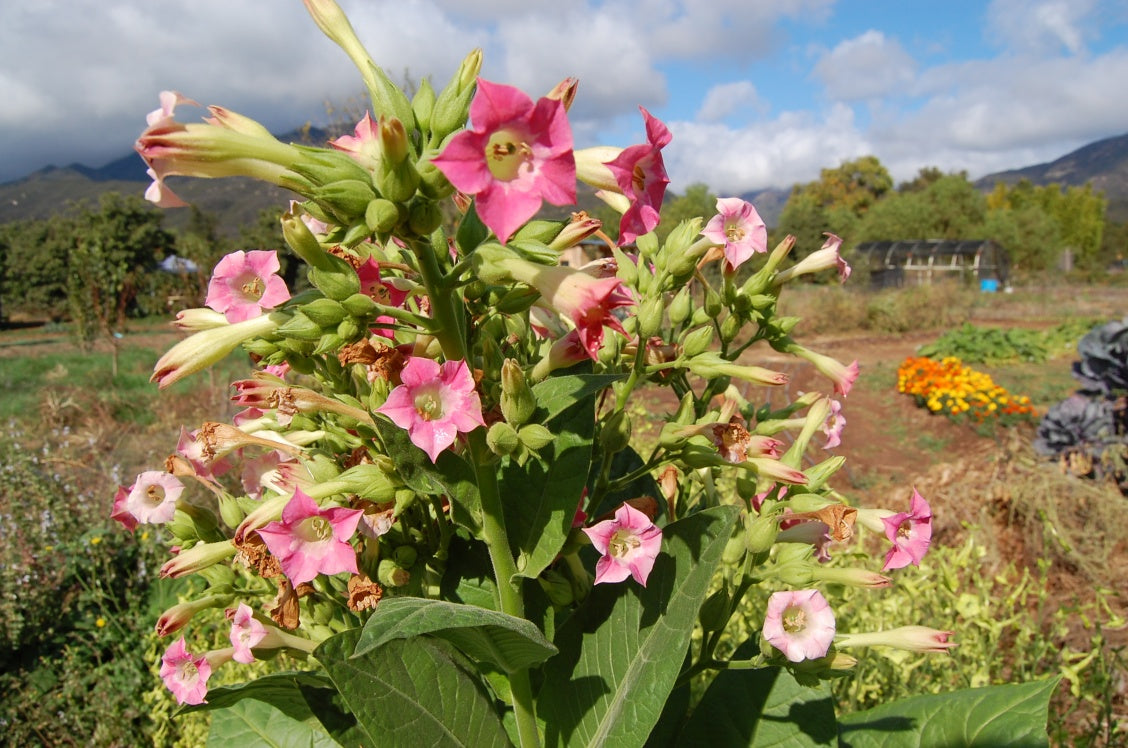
502 394 594 581
837 677 1060 748
531 372 621 424
197 673 363 747
354 597 557 673
440 534 499 611
316 628 513 748
538 505 740 748
677 639 835 747
372 416 482 533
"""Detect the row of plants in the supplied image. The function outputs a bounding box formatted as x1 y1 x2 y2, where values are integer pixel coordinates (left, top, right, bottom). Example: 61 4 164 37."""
896 355 1039 427
917 318 1100 365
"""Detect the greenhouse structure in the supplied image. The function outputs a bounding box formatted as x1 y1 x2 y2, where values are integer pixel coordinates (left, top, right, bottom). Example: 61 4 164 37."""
852 239 1009 290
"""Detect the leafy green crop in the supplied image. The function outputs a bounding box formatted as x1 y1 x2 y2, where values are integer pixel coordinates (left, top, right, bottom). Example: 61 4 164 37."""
918 320 1098 365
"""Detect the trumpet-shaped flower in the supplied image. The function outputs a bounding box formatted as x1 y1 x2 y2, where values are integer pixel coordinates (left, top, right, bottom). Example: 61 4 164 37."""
881 488 932 570
432 79 576 243
837 625 955 654
330 112 381 170
702 197 768 272
206 250 291 323
603 108 671 245
582 503 663 586
762 589 836 663
228 603 268 664
822 398 846 449
118 471 185 526
256 490 364 585
160 637 212 705
377 357 486 462
774 232 851 284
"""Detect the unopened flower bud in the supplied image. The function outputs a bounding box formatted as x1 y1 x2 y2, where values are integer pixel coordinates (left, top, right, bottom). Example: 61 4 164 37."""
544 77 578 111
365 198 401 234
312 179 377 223
416 159 455 199
487 422 520 455
301 297 348 327
155 593 234 637
375 117 419 202
636 297 664 339
377 558 411 587
500 359 536 425
159 540 237 578
719 314 742 345
336 316 363 342
407 199 443 236
668 287 692 327
599 410 632 455
745 513 780 554
539 569 576 607
704 287 723 318
282 209 337 272
698 588 730 632
430 48 482 143
393 545 418 568
277 311 324 341
411 77 436 132
218 494 245 529
517 424 554 451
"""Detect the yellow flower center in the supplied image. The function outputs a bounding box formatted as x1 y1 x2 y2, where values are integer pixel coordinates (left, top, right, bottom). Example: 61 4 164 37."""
145 484 166 506
725 223 746 243
782 605 807 633
241 275 264 300
487 129 533 182
414 386 444 422
297 516 333 543
608 528 641 559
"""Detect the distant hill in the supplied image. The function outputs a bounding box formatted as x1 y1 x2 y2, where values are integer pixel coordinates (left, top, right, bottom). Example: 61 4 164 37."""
974 132 1128 221
3 129 1126 230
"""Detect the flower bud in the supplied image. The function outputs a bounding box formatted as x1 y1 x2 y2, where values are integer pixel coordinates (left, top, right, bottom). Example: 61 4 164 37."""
407 199 443 236
411 77 436 132
500 359 536 425
416 159 454 199
668 287 692 327
377 558 411 587
538 569 575 608
517 424 554 451
393 545 418 568
218 494 246 529
599 410 632 455
365 198 401 234
680 326 714 359
155 593 234 637
277 311 324 342
698 588 730 632
719 314 742 345
745 513 780 554
704 287 723 318
430 48 482 143
159 540 237 578
312 179 378 224
341 292 379 317
282 209 337 272
301 297 348 327
336 316 363 342
487 422 520 456
375 117 420 202
308 259 362 301
636 297 664 339
803 456 846 492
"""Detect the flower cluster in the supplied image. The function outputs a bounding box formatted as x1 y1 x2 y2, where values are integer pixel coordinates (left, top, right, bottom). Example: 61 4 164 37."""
897 355 1037 425
111 1 957 738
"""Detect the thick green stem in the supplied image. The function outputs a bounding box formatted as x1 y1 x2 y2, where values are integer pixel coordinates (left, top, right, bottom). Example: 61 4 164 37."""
411 234 541 747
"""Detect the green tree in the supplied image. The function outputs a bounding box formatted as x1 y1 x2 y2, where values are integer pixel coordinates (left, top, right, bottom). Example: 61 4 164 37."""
857 174 987 242
656 182 716 242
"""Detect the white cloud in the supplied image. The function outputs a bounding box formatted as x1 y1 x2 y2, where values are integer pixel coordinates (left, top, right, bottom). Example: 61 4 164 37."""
986 0 1098 55
696 81 764 122
812 30 917 101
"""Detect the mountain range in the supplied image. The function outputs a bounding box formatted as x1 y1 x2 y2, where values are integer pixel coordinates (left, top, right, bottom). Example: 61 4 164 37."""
2 130 1126 231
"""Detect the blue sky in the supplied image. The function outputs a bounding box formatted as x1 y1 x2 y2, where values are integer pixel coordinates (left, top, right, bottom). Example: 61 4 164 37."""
2 0 1127 197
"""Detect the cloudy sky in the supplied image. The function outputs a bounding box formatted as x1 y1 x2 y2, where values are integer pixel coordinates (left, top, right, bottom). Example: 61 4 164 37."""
2 0 1127 195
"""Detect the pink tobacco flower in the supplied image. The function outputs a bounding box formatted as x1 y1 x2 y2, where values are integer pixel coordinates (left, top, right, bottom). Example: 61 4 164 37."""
604 108 671 245
119 471 185 526
432 79 576 244
205 250 291 323
762 589 837 663
774 232 851 285
881 488 932 570
787 344 859 397
356 257 409 339
330 112 381 170
227 603 268 664
702 197 768 272
822 398 846 450
257 490 364 585
160 637 212 705
376 357 486 462
582 503 663 586
837 625 955 654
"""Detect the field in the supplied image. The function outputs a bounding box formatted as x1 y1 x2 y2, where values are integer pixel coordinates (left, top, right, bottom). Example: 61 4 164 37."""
1 281 1126 744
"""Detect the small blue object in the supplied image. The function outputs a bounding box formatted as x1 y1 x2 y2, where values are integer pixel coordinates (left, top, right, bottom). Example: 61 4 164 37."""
980 279 999 292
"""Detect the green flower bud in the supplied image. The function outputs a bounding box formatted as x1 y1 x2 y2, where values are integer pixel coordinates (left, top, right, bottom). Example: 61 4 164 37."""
301 297 348 327
341 221 372 247
377 558 411 587
337 316 363 342
412 76 436 132
698 588 730 632
704 287 723 318
276 311 324 341
282 208 337 272
636 296 664 339
512 220 565 245
313 332 345 355
243 338 281 358
313 179 378 223
681 326 714 358
612 247 638 286
217 494 245 529
430 49 482 143
308 257 362 301
334 463 398 503
487 422 520 456
599 409 632 455
500 359 536 425
365 198 401 234
407 199 443 236
722 528 747 565
417 159 455 199
803 456 846 492
673 391 696 425
393 545 418 569
341 292 379 317
745 513 780 554
539 569 575 608
375 117 421 202
668 287 692 327
719 314 742 345
517 424 554 451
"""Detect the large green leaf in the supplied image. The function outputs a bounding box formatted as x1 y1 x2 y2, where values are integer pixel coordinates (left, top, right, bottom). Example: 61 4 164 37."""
837 677 1060 748
530 372 621 424
354 597 557 673
315 628 513 748
501 394 594 581
197 673 363 747
538 505 740 748
676 642 836 747
372 416 482 533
